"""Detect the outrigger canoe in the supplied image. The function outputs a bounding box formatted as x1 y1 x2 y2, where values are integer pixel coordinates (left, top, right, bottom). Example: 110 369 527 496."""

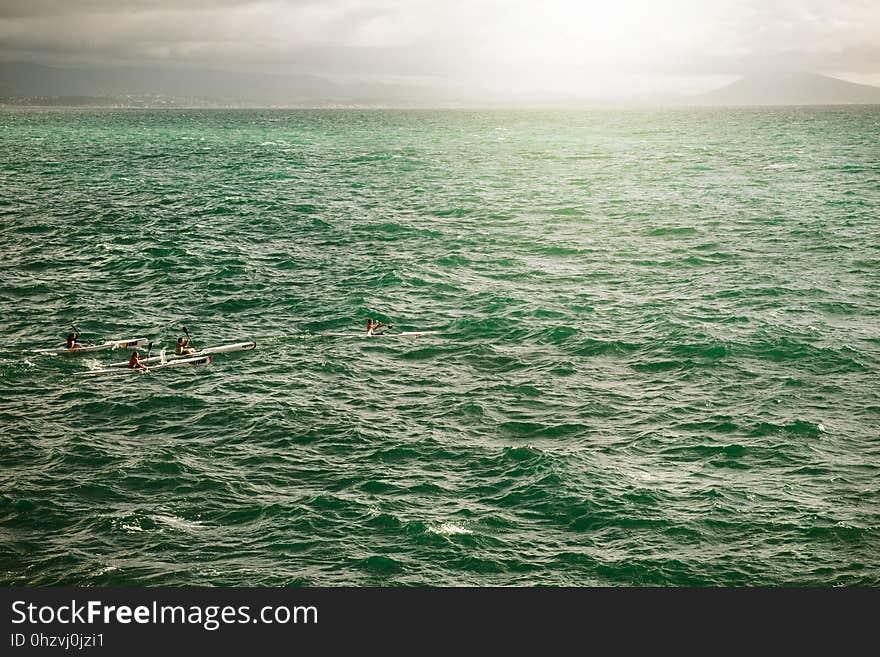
73 354 213 377
104 341 256 368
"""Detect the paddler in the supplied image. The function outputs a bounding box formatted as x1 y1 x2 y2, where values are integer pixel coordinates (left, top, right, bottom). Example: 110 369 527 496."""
128 350 148 371
366 318 388 336
66 327 93 349
176 336 196 355
67 333 92 351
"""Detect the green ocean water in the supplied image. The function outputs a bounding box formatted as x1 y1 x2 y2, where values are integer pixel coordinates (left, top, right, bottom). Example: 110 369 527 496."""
0 107 878 586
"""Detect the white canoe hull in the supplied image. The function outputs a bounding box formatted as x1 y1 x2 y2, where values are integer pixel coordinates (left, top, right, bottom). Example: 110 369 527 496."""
323 331 437 338
32 337 150 355
74 355 213 377
105 341 256 368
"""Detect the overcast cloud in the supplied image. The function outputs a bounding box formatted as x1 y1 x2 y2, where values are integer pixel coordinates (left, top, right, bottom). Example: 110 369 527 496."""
1 0 878 97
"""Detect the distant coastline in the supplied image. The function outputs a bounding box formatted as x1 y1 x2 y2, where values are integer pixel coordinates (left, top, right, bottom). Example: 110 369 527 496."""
0 95 402 110
3 98 879 110
2 62 880 109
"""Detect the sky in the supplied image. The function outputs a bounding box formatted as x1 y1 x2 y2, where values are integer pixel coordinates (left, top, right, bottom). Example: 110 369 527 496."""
1 0 879 99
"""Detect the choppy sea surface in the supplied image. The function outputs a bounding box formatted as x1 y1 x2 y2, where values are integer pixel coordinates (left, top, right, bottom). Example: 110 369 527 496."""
1 107 878 586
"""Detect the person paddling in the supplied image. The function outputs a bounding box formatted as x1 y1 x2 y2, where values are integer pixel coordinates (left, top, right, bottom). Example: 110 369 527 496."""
128 350 148 371
66 326 93 349
176 336 196 355
366 318 389 336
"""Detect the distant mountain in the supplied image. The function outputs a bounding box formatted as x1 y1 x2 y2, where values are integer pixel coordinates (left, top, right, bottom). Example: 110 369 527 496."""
0 61 433 107
696 71 880 106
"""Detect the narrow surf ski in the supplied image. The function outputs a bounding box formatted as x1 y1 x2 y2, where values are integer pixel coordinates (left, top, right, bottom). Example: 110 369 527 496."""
32 337 151 355
323 331 438 338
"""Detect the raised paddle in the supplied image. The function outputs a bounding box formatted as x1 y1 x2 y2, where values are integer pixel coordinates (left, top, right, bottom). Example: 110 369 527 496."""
70 323 94 346
141 341 154 370
182 325 197 351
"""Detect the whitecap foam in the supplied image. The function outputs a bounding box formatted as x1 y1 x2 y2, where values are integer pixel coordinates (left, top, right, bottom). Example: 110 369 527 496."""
428 522 472 536
155 514 204 532
94 564 120 576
